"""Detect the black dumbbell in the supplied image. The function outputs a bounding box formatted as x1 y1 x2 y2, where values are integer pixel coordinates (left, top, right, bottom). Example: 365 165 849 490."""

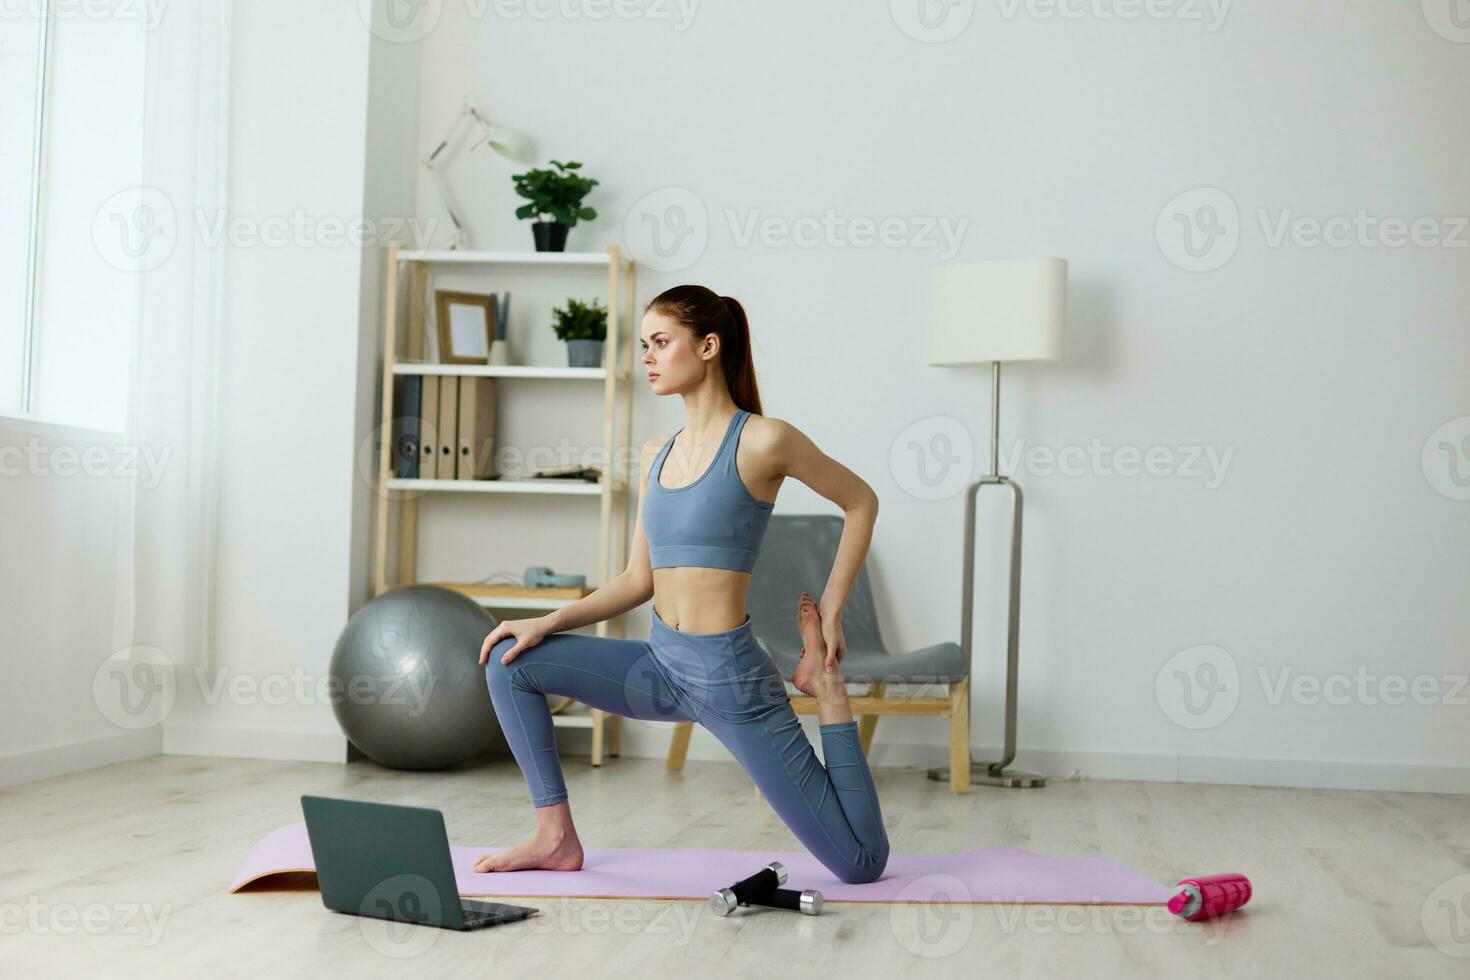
709 861 787 916
744 885 824 916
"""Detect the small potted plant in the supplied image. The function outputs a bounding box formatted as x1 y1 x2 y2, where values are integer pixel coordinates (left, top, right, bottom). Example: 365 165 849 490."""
512 160 599 252
551 297 608 367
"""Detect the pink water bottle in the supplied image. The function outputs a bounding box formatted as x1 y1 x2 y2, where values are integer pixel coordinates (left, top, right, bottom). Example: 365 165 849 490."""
1167 872 1252 921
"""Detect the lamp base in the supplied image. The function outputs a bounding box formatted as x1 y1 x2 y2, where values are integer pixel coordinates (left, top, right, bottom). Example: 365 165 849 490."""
925 763 1047 789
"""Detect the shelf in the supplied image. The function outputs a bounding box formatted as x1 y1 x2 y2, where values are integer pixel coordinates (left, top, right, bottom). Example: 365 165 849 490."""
397 249 613 267
376 243 638 765
386 478 615 495
462 595 576 611
392 363 624 381
432 582 589 611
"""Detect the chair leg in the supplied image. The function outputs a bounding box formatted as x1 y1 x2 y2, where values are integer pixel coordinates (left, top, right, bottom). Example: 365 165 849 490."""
608 713 621 758
666 721 693 770
857 682 884 755
948 681 971 793
591 708 605 767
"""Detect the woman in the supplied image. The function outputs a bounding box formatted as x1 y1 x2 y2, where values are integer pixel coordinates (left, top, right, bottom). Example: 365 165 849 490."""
476 285 889 885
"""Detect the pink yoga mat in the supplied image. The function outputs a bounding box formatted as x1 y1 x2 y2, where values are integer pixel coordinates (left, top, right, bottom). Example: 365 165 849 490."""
230 822 1169 905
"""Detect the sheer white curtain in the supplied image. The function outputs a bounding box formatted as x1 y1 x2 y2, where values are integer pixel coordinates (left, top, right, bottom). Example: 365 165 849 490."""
111 0 233 681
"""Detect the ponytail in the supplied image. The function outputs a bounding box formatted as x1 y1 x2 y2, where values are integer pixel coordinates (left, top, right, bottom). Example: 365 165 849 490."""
645 285 763 415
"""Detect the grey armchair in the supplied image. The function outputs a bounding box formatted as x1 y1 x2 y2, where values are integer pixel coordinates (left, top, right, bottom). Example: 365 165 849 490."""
664 514 974 791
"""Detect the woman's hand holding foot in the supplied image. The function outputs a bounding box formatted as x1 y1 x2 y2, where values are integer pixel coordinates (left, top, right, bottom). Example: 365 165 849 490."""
793 592 823 696
794 592 852 723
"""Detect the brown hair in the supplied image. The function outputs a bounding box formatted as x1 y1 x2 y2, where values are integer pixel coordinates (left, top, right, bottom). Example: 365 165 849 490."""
645 285 762 415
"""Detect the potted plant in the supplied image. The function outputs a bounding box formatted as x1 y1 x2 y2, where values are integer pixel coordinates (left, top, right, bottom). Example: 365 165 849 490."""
511 160 599 252
551 297 607 367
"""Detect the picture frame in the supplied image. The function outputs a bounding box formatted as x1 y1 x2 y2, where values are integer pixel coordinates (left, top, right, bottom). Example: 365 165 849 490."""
434 290 496 364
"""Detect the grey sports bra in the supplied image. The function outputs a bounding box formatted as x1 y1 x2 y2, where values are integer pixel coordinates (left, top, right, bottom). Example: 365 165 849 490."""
643 408 775 573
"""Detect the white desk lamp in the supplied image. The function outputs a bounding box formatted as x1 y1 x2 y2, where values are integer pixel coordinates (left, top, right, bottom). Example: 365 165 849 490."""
423 102 527 250
927 257 1067 789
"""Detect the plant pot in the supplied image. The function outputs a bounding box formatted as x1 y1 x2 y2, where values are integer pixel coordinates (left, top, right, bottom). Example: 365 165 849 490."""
532 221 570 252
566 339 603 368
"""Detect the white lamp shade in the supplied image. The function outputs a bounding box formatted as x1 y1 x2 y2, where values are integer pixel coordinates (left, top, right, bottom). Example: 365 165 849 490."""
929 257 1068 365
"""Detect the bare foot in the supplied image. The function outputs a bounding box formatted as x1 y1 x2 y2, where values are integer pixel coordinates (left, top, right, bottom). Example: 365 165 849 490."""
473 828 584 873
794 592 853 726
793 591 828 697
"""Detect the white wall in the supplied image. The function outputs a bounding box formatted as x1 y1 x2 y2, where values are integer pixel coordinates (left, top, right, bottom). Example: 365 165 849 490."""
158 0 377 761
402 1 1470 791
0 419 158 787
350 10 424 619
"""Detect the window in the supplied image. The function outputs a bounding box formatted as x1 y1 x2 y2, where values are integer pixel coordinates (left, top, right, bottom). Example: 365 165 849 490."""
1 6 145 433
0 11 48 419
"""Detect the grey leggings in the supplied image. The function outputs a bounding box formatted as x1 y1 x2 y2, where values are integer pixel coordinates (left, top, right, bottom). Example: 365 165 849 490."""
484 607 890 885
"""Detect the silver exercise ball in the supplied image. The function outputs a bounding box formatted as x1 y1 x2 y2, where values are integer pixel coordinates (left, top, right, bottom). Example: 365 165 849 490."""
330 585 503 770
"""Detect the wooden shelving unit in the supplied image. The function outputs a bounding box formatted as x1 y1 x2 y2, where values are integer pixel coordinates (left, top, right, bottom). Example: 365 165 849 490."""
371 243 638 764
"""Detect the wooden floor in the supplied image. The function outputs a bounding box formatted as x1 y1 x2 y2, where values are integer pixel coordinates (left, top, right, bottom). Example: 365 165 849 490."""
2 749 1467 978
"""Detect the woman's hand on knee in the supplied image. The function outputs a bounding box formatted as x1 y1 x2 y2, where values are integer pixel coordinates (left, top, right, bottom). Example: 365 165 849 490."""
479 617 551 666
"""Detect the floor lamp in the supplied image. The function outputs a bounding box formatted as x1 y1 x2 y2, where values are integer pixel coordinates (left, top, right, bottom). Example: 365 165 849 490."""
925 257 1067 789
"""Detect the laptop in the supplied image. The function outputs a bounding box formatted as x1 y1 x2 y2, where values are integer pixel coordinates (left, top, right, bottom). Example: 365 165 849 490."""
300 795 539 931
